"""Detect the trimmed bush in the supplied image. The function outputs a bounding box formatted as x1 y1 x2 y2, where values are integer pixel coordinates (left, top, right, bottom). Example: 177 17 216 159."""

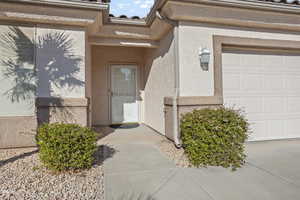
181 107 249 170
36 123 97 172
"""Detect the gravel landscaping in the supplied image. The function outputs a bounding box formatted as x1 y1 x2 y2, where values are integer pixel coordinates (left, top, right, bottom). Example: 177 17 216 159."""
157 138 191 168
0 127 190 200
0 146 105 200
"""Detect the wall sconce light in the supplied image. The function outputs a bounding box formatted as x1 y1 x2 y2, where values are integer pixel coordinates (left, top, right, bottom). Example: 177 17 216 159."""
199 47 210 71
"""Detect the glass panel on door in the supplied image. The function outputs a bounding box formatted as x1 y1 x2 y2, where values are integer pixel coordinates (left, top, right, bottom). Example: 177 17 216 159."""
111 65 138 124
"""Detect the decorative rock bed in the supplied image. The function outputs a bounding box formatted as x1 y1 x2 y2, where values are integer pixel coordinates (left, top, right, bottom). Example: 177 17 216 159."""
0 147 104 200
157 138 191 168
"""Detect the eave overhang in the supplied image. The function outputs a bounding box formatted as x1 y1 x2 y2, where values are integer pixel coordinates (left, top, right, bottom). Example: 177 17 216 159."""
159 0 300 32
0 0 172 48
2 0 300 48
0 0 109 26
88 18 172 48
3 0 109 10
160 0 300 15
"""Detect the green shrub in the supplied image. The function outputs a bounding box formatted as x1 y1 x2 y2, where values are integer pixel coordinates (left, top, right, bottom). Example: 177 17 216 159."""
181 107 249 170
36 123 97 172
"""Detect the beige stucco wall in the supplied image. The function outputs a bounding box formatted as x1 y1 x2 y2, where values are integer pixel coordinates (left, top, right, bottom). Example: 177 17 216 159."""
36 26 86 98
0 25 36 116
0 24 87 148
0 116 37 148
0 24 37 148
35 26 88 127
91 46 145 126
178 21 300 97
144 30 176 135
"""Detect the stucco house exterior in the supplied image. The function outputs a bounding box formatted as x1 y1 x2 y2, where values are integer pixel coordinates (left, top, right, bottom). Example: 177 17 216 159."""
1 0 300 148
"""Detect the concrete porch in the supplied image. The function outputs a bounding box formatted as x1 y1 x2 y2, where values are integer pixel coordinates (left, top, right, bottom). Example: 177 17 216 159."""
101 125 300 200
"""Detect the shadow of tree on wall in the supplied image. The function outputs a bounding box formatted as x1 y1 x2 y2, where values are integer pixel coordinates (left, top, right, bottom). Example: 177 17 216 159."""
0 27 84 125
0 27 36 104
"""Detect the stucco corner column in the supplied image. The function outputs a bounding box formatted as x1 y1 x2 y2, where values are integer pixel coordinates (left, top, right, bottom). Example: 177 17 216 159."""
164 96 223 141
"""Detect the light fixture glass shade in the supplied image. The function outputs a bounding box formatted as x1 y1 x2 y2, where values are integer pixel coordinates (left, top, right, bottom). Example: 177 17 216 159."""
200 53 210 64
199 48 210 71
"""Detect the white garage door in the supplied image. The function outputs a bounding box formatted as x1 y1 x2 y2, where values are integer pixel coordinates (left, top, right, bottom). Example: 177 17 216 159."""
223 49 300 141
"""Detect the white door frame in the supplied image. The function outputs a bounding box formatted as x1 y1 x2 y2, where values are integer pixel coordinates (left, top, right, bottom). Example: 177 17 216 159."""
108 63 141 124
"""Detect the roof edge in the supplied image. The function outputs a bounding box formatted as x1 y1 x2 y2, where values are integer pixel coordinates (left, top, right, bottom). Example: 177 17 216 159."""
2 0 109 10
171 0 300 14
105 0 166 27
145 0 300 26
108 17 147 26
145 0 167 26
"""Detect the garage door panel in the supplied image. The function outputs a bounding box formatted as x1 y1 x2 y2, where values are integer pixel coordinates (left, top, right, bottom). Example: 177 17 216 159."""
268 120 285 139
264 75 285 90
225 74 286 92
240 54 264 68
223 74 240 90
287 97 300 112
263 54 285 67
283 55 300 68
241 74 264 90
223 50 300 141
240 97 263 114
264 97 285 113
286 77 300 89
286 119 300 135
243 113 296 121
224 97 240 107
249 121 266 140
222 52 241 66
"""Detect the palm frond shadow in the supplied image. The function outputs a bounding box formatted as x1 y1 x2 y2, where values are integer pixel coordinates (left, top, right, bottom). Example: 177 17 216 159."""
0 27 84 124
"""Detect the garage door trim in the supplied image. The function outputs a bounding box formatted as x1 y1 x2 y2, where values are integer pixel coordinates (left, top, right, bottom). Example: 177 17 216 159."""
213 35 300 101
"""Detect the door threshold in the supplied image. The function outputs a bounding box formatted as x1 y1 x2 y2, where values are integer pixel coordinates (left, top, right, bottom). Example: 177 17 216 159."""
109 123 140 129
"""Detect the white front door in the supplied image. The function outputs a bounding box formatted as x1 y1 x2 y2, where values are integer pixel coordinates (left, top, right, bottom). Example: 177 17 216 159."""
111 65 138 124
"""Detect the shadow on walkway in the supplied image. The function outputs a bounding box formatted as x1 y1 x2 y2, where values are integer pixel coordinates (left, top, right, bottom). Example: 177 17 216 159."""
114 193 156 200
93 145 117 167
93 124 141 141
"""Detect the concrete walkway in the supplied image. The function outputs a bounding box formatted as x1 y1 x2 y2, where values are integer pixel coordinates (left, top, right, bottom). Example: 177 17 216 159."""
101 125 300 200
